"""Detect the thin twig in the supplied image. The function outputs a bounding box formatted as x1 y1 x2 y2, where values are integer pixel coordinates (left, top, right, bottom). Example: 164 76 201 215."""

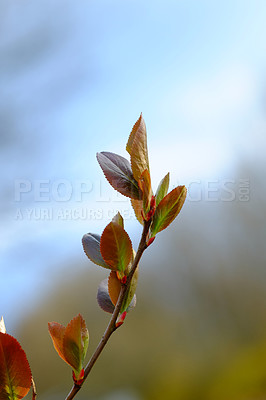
31 377 37 400
65 219 151 400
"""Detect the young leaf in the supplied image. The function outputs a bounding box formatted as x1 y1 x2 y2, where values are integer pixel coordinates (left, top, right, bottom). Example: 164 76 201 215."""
122 267 138 312
82 233 111 269
100 221 133 274
108 269 138 313
130 199 144 225
126 114 144 154
107 271 121 308
63 314 89 377
97 279 115 314
112 211 124 228
128 292 137 311
96 152 141 199
126 114 150 182
48 322 66 362
150 185 187 237
0 332 32 400
138 169 152 216
48 314 89 379
155 172 170 207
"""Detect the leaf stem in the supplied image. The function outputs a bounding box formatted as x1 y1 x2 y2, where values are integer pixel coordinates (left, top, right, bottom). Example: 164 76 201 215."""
65 219 151 400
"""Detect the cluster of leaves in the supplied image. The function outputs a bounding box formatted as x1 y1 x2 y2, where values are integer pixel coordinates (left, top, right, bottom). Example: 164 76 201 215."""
96 114 187 238
82 114 187 321
0 114 187 399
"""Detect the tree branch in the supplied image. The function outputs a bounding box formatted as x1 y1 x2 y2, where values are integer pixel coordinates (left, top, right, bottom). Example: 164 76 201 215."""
65 219 151 400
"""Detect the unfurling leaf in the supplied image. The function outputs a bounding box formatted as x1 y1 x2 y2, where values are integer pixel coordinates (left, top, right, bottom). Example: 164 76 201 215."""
150 185 187 237
82 233 110 269
108 269 138 313
100 221 133 275
96 151 141 199
138 169 152 216
48 314 89 380
155 172 170 206
126 114 150 182
97 279 115 314
0 332 32 400
112 211 124 228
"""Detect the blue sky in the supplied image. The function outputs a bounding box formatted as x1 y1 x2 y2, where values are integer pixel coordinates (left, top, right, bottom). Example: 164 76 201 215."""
1 0 266 329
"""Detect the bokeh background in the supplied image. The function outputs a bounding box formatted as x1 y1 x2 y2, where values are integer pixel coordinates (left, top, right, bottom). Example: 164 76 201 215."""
1 1 266 399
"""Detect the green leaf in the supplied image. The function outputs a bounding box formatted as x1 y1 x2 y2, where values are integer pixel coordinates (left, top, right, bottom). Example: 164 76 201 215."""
126 114 150 182
151 185 187 236
96 152 141 199
82 233 111 269
122 265 138 312
0 332 32 400
100 221 133 274
155 172 170 207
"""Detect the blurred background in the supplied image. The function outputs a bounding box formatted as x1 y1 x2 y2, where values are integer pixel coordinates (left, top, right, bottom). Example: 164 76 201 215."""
1 0 266 399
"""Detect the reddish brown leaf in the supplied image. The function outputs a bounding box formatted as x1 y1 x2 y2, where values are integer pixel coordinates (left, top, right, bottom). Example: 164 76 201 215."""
138 169 152 216
0 332 32 400
126 113 145 154
108 271 121 307
130 199 144 225
151 185 187 236
126 114 150 182
48 322 66 362
100 221 133 274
